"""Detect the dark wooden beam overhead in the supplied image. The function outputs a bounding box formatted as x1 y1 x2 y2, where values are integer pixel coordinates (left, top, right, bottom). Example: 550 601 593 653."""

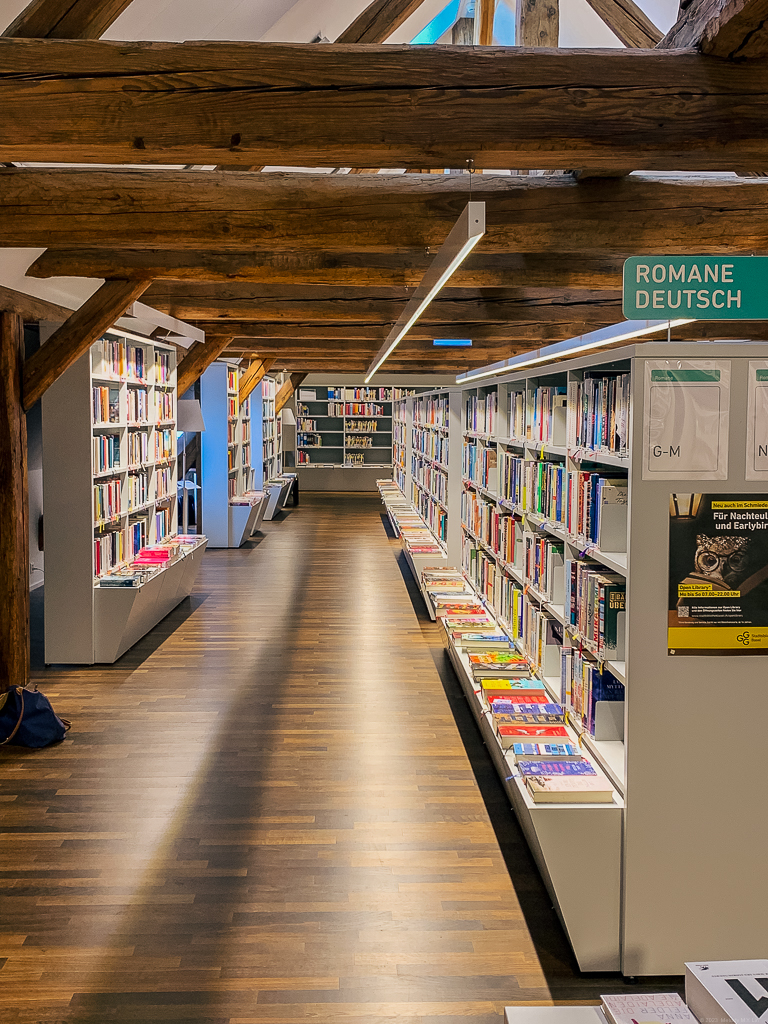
238 356 274 404
22 278 151 412
208 321 621 343
335 0 426 43
2 42 768 169
176 335 234 396
516 0 558 46
0 282 72 322
3 0 135 38
0 312 29 692
6 170 768 254
275 372 307 414
27 249 624 290
141 288 623 324
584 0 661 46
660 0 768 58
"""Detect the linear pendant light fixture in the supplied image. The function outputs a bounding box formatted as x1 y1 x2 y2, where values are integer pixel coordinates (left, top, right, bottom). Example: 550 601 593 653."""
365 201 485 382
455 317 697 384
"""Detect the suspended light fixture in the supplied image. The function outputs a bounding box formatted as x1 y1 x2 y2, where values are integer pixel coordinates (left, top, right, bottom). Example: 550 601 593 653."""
365 201 485 382
456 318 697 384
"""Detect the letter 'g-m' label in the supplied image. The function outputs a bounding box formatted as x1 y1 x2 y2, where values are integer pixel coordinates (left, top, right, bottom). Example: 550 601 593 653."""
623 257 768 319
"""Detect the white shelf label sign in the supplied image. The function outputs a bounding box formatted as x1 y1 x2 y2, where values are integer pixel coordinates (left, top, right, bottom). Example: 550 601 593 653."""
642 360 730 480
746 361 768 480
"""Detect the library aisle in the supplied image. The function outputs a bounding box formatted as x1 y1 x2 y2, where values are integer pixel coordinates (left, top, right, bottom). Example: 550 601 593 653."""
4 495 673 1023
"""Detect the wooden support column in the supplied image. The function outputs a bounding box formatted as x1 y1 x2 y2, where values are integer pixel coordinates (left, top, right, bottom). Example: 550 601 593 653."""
275 373 307 415
474 0 497 42
22 278 151 412
176 335 234 396
0 313 29 692
238 356 275 405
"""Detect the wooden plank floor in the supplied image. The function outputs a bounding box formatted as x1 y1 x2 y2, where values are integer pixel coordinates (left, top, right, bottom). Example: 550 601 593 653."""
2 493 682 1022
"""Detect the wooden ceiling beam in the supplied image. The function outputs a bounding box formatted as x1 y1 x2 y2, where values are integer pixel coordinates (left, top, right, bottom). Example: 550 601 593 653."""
660 0 768 59
238 356 275 404
2 42 768 169
335 0 427 43
584 0 661 46
2 0 134 38
176 335 234 396
275 372 307 414
8 170 768 254
0 282 72 322
141 289 622 324
22 278 150 411
27 249 624 289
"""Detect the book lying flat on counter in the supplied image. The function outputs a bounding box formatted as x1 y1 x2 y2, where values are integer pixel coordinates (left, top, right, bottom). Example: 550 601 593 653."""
497 724 571 748
685 961 768 1024
602 993 698 1024
494 711 566 727
517 758 596 776
444 616 496 631
511 742 581 762
485 681 547 697
524 773 614 803
454 632 512 650
494 702 565 718
487 692 552 707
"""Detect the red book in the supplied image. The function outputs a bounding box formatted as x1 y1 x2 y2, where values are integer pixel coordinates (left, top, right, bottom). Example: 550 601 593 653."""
497 724 571 751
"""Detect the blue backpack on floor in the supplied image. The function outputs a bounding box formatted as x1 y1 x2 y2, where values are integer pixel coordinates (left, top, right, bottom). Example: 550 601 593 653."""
0 686 70 748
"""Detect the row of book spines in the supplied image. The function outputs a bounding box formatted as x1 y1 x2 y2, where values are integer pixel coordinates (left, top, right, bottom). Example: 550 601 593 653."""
412 428 449 463
465 393 498 435
413 490 448 541
561 647 625 736
567 373 630 453
565 560 625 658
413 395 449 429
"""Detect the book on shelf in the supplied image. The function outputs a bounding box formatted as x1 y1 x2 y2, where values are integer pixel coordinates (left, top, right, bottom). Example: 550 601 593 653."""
484 681 548 697
469 651 530 677
565 560 626 660
92 384 120 424
488 695 557 712
497 723 571 748
524 773 614 803
570 471 628 550
685 962 768 1024
510 742 581 762
601 993 698 1024
528 386 567 444
567 371 630 456
454 632 511 650
442 615 496 631
493 711 566 727
517 758 595 776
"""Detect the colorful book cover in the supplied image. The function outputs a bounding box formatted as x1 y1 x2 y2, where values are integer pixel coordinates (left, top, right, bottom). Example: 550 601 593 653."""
469 651 527 667
496 702 564 717
498 725 570 740
511 742 580 759
493 712 565 726
517 759 596 776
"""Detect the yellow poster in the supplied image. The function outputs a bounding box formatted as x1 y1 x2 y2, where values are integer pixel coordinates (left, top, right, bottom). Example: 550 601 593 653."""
668 494 768 655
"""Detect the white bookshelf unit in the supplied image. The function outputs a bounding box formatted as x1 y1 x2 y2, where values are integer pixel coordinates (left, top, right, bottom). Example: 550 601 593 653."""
391 342 768 976
296 385 424 491
43 330 207 664
200 360 266 548
261 375 282 483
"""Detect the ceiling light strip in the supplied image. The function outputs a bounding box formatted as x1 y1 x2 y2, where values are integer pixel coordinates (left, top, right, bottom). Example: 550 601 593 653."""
456 318 697 384
365 201 485 383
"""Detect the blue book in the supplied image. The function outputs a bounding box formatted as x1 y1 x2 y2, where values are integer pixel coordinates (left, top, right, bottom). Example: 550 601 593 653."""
511 742 580 760
500 702 564 717
517 759 597 777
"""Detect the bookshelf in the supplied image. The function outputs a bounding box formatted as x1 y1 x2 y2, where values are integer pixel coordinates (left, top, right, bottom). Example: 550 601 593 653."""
393 342 768 976
261 375 282 483
200 360 267 547
296 385 423 491
42 330 207 664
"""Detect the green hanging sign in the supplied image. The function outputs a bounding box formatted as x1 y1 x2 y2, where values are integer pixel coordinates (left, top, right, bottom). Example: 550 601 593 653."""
623 256 768 320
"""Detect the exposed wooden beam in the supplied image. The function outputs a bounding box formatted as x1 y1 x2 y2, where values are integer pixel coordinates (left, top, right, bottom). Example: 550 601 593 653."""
0 312 28 692
176 335 234 396
452 17 474 44
474 0 497 43
198 320 630 343
2 0 135 38
1 42 768 170
275 373 308 414
516 0 559 46
141 289 623 325
8 170 768 254
27 248 624 290
660 0 768 58
22 278 151 412
0 282 72 322
238 356 275 404
335 0 427 43
584 0 661 46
